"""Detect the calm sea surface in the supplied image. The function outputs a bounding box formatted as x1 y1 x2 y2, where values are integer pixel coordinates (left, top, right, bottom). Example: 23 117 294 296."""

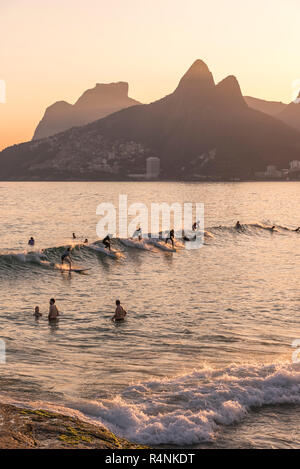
0 181 300 448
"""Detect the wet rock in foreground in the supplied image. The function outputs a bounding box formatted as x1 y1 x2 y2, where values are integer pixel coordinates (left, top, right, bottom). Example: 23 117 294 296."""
0 403 145 449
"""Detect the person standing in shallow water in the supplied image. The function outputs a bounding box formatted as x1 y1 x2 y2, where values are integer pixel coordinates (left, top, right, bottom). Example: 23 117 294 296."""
48 298 59 321
112 300 127 322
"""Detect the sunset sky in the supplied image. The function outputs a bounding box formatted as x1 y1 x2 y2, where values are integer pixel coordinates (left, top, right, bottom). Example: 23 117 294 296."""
1 0 300 150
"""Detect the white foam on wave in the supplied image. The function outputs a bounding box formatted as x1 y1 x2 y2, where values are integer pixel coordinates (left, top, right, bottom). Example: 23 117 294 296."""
2 362 300 445
53 362 300 445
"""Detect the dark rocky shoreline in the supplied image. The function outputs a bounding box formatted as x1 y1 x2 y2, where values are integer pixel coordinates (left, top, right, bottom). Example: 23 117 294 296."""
0 403 145 449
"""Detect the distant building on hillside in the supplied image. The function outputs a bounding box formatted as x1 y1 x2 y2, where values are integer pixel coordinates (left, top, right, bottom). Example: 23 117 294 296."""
255 160 300 180
146 157 160 179
265 165 282 178
289 160 300 171
281 169 289 177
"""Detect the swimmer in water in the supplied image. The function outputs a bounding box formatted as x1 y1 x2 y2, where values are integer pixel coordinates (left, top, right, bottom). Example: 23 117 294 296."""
112 300 127 322
72 233 76 239
165 229 175 248
235 221 242 230
33 306 42 319
102 235 111 251
61 247 72 269
48 298 59 321
28 237 35 246
84 238 88 244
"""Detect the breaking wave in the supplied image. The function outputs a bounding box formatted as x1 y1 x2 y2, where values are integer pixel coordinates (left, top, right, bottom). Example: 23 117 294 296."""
0 222 298 272
4 362 300 446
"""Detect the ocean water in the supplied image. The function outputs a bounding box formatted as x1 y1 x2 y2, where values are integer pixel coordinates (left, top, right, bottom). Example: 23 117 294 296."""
0 181 300 448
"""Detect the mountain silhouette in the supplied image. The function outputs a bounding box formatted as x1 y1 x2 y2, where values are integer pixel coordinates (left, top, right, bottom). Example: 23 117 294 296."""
1 60 300 180
33 82 140 140
244 96 286 116
245 94 300 132
277 92 300 131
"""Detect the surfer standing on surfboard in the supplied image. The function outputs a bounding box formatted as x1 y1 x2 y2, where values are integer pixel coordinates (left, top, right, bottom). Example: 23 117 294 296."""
102 235 111 251
132 227 142 241
61 247 72 269
165 229 175 248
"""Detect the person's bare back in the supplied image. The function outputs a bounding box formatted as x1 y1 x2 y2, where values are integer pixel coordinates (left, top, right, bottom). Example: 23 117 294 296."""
48 298 59 320
112 300 127 322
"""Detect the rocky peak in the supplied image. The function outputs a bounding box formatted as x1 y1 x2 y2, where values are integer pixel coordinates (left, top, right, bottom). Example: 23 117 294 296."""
216 75 246 108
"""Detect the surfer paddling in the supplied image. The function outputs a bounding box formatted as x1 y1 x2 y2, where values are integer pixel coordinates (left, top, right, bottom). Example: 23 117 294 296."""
61 247 72 270
112 300 127 322
48 298 59 321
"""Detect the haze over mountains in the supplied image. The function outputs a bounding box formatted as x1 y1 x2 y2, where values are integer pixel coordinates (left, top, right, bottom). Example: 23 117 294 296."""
244 96 287 117
1 59 300 180
277 92 300 131
33 82 140 140
245 94 300 131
